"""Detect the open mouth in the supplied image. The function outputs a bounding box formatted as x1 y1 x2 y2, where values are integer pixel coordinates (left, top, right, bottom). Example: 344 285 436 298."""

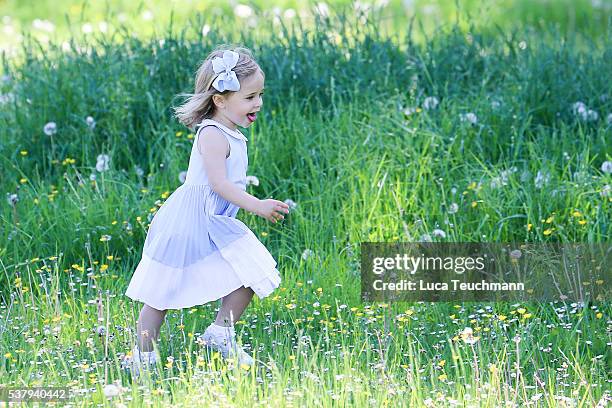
246 112 258 122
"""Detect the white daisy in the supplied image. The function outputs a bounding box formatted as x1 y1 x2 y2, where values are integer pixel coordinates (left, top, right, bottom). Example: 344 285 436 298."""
43 121 57 136
246 175 260 186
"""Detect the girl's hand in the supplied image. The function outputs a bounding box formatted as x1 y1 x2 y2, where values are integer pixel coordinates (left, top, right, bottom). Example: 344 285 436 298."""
254 199 290 223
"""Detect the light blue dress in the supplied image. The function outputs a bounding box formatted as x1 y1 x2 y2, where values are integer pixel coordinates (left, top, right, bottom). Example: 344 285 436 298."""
125 119 281 310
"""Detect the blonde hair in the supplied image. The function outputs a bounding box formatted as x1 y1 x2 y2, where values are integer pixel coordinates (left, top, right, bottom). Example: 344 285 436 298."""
174 44 264 130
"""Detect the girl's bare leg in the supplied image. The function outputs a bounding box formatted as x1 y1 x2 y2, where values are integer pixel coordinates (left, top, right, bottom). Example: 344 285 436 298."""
214 286 254 327
137 304 167 351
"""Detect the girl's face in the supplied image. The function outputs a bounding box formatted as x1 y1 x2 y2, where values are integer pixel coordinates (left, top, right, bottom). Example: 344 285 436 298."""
213 70 265 130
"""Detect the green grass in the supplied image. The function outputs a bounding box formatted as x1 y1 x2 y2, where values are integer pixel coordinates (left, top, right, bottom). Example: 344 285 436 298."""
1 3 611 407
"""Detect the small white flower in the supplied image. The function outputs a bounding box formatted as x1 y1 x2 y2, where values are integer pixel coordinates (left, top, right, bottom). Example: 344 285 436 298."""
605 113 612 125
601 161 612 174
7 193 19 206
586 109 598 122
0 92 15 104
302 249 314 260
403 106 417 116
490 177 503 189
572 101 587 118
103 384 121 398
134 165 144 177
234 4 253 18
520 170 531 183
534 170 550 189
201 24 210 36
85 116 96 130
246 175 260 186
448 203 459 214
600 184 611 197
418 233 432 242
96 154 110 172
284 198 297 210
81 23 93 34
423 96 439 110
100 234 111 242
432 228 446 238
283 9 296 19
509 249 522 260
43 121 57 136
460 327 479 344
89 173 97 181
141 10 154 21
460 112 478 125
314 2 330 17
490 99 501 109
96 325 106 336
178 171 187 184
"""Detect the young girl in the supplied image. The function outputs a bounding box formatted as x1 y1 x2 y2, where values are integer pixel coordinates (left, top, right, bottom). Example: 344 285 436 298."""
122 45 290 375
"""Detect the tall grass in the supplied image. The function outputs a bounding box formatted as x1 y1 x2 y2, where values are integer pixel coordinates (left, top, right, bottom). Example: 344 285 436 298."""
0 5 610 407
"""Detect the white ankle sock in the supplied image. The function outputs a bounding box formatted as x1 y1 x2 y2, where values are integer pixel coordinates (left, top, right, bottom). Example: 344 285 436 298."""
211 323 235 337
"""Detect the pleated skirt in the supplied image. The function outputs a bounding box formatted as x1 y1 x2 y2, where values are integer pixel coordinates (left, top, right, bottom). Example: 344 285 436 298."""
125 183 281 310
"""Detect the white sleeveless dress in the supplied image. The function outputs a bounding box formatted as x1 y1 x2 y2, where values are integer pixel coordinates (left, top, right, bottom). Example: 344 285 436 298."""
125 118 281 310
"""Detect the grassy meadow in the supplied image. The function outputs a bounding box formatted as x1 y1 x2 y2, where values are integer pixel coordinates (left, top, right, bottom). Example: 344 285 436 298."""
0 1 611 406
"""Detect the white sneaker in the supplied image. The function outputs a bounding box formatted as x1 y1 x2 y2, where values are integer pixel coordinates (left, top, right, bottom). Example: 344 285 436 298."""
198 324 254 367
121 345 159 378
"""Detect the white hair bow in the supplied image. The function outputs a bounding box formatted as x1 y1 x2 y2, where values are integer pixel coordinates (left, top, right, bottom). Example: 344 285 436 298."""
211 50 240 92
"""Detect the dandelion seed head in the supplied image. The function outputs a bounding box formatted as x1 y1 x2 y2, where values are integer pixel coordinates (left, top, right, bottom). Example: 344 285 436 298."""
234 4 254 18
246 175 260 186
423 96 439 110
460 112 478 124
85 116 96 130
43 121 57 136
